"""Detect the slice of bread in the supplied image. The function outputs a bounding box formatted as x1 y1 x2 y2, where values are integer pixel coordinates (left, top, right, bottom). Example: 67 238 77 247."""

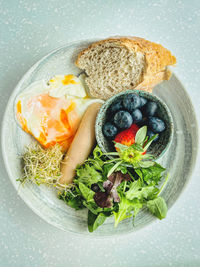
76 37 176 99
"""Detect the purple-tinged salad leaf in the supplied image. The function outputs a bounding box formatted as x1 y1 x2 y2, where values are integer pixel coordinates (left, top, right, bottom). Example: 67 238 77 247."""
94 192 112 208
94 171 131 208
101 171 132 205
109 172 131 202
103 180 113 193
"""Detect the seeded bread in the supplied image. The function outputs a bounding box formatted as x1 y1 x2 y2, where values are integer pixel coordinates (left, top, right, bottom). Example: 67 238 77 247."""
76 37 176 99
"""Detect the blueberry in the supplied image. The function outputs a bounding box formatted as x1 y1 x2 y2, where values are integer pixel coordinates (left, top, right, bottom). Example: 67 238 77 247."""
123 94 141 111
103 122 118 138
147 130 159 142
148 117 165 133
109 98 123 114
140 97 147 107
114 110 133 129
144 101 158 116
131 109 143 123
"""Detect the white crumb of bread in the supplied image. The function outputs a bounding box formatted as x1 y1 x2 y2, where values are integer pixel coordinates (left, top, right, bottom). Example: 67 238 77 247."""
77 42 145 99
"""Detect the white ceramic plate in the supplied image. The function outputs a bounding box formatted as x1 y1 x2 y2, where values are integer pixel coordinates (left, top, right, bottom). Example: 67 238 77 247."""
1 39 199 236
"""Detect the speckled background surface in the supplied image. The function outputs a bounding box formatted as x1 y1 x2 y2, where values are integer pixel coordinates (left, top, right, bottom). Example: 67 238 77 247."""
0 0 200 266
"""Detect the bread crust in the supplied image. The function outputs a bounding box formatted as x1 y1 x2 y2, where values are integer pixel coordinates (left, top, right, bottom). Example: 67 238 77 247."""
76 36 176 96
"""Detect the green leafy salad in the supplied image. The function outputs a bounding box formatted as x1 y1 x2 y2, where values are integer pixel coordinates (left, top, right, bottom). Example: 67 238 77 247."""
58 126 168 232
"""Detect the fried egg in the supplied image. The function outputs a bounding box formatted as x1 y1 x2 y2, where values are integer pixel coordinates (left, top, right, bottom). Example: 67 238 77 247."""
16 74 101 151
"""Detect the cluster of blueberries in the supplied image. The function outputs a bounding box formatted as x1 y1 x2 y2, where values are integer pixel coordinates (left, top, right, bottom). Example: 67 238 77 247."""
103 93 166 140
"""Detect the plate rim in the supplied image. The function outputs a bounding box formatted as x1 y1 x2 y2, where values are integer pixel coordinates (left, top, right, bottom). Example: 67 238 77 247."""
1 38 199 236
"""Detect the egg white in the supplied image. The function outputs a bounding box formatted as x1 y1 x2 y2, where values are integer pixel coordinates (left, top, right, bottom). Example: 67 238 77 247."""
48 74 86 98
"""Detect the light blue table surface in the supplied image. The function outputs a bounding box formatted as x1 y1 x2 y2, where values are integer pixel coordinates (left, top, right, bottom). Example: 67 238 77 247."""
0 1 200 266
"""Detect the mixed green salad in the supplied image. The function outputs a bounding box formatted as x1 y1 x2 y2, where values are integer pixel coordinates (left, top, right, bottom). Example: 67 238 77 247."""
58 126 168 232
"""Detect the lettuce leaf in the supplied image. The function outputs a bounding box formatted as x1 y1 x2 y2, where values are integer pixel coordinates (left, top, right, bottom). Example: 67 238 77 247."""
113 194 143 227
76 164 103 187
126 180 158 201
135 163 165 185
79 182 95 202
83 201 102 215
58 189 84 210
147 197 167 220
113 195 133 227
88 211 107 232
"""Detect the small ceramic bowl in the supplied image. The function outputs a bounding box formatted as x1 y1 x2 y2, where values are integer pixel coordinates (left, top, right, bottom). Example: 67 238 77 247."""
95 90 173 159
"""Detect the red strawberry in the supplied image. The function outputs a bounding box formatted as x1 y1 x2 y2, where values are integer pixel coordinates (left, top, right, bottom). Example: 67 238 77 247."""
114 124 139 147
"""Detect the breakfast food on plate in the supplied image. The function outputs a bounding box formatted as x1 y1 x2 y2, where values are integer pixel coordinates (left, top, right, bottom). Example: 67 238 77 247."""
59 127 168 232
102 93 166 149
19 143 64 188
76 37 176 99
16 36 175 232
60 102 102 184
114 124 139 147
48 74 86 98
16 74 100 151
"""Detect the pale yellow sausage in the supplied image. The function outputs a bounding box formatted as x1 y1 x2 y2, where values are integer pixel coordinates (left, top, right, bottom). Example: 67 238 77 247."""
60 102 102 184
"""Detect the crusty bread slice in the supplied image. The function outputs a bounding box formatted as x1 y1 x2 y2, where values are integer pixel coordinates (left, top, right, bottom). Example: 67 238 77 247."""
76 37 176 99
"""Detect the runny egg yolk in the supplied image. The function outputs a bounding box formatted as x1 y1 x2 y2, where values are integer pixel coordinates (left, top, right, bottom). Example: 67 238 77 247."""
49 74 78 86
16 94 80 151
62 75 78 85
17 101 29 133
